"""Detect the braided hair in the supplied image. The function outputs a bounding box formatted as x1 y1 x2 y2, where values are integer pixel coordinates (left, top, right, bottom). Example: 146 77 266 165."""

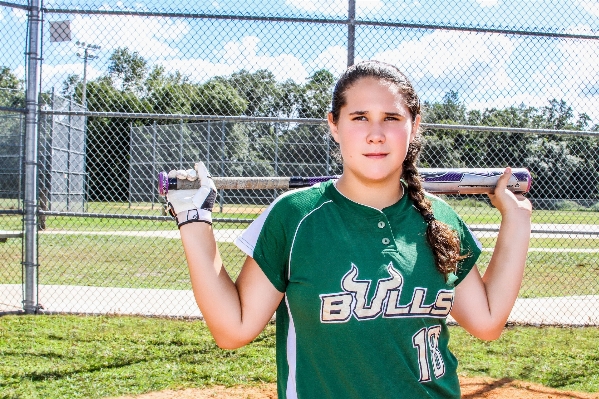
331 60 466 278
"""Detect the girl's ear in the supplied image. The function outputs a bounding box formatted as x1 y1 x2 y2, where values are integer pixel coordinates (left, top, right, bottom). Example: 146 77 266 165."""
410 114 421 143
328 112 340 143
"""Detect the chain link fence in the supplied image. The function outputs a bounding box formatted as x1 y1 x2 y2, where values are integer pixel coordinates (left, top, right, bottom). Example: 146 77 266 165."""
0 0 598 324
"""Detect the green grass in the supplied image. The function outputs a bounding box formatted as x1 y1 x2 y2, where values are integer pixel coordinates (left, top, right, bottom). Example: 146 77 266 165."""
479 237 599 248
2 234 597 297
456 206 599 224
475 251 599 298
0 236 246 288
450 325 599 393
0 315 277 399
3 199 599 233
0 315 597 399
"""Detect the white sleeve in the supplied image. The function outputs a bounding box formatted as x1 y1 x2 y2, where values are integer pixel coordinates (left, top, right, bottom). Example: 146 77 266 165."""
233 194 287 258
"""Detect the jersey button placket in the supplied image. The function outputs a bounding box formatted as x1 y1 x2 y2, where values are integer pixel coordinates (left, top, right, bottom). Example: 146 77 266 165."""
378 217 392 247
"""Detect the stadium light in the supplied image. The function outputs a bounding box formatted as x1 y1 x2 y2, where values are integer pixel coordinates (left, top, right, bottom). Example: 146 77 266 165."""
75 41 102 108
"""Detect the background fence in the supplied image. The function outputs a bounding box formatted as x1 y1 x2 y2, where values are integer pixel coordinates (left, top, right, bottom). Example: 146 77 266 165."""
0 0 598 325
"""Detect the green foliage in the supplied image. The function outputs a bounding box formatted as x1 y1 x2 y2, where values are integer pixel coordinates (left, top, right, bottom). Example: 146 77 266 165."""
193 80 247 116
0 67 22 91
108 48 148 92
298 69 335 119
422 93 599 205
222 69 281 117
0 67 25 108
49 49 599 204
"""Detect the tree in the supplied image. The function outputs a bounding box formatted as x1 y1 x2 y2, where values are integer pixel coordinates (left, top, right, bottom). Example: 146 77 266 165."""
541 99 575 130
298 69 335 119
424 90 467 125
222 69 280 117
108 48 148 92
61 74 82 97
192 80 247 116
0 67 25 108
420 91 469 168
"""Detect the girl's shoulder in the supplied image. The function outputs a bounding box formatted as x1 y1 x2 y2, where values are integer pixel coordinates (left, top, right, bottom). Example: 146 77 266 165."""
265 182 332 222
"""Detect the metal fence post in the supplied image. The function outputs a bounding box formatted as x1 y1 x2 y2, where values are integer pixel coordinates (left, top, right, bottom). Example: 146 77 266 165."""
219 120 225 212
19 113 24 207
274 124 279 199
23 0 42 314
67 95 72 211
206 120 211 167
179 120 184 169
347 0 355 67
152 121 157 209
326 131 330 175
128 121 132 208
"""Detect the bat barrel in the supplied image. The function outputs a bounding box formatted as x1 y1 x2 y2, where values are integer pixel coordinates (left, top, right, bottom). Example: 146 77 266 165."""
419 168 531 194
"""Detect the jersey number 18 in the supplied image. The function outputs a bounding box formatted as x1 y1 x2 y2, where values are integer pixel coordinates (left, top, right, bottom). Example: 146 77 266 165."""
412 325 446 382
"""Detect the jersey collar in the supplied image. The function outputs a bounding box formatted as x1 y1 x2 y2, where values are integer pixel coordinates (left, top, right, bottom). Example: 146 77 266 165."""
321 179 411 218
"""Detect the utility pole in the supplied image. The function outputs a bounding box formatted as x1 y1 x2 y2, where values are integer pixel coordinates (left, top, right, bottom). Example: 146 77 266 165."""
76 41 101 108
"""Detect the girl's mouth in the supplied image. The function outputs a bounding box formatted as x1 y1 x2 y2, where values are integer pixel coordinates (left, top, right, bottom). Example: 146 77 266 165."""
364 153 388 159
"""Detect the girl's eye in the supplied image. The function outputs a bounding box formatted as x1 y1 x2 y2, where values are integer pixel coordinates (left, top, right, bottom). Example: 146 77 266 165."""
352 116 367 121
385 116 400 121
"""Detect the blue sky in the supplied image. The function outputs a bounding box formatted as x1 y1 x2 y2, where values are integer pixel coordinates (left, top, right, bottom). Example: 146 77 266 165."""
1 0 598 122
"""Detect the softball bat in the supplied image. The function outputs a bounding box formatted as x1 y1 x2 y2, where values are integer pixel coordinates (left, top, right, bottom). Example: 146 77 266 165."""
158 168 531 195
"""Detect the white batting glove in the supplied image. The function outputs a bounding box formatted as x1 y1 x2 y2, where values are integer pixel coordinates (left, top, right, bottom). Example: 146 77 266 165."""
165 162 217 228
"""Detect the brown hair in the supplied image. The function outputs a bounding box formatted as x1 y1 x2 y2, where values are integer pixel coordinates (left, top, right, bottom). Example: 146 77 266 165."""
330 60 466 278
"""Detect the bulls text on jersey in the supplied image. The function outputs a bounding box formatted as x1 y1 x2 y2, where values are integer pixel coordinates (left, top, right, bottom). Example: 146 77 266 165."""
319 263 454 323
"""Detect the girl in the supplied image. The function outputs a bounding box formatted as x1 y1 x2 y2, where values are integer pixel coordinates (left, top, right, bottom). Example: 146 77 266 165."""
166 60 532 398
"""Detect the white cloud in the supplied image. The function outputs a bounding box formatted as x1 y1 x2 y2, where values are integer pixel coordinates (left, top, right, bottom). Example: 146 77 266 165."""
42 10 188 89
523 25 599 121
159 36 308 83
310 45 348 77
469 93 599 124
531 25 599 93
285 0 384 15
18 63 104 92
373 30 515 92
11 8 28 23
475 0 499 7
42 63 102 90
56 11 189 60
367 29 599 122
576 0 599 17
468 94 548 112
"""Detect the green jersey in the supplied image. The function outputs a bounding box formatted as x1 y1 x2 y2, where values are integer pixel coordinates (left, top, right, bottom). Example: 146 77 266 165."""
235 180 482 399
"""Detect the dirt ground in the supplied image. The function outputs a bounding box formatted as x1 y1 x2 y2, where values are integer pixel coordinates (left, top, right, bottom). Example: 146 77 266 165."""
107 377 599 399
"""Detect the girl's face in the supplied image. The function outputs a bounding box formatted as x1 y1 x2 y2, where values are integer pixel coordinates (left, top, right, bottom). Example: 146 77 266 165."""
328 77 421 185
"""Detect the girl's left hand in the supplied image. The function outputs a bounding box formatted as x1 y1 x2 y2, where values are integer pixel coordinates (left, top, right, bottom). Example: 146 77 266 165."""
487 167 533 217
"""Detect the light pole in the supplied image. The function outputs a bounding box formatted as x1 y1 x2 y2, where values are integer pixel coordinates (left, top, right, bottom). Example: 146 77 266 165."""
76 41 101 108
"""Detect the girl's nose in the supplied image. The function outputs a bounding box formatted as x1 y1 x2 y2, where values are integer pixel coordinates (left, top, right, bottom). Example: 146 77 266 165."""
366 123 385 143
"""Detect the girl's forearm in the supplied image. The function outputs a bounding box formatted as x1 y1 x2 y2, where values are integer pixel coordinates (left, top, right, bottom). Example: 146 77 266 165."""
179 222 245 345
480 211 531 326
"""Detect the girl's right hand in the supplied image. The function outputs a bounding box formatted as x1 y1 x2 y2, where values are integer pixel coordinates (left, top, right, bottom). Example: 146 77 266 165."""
487 167 532 218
